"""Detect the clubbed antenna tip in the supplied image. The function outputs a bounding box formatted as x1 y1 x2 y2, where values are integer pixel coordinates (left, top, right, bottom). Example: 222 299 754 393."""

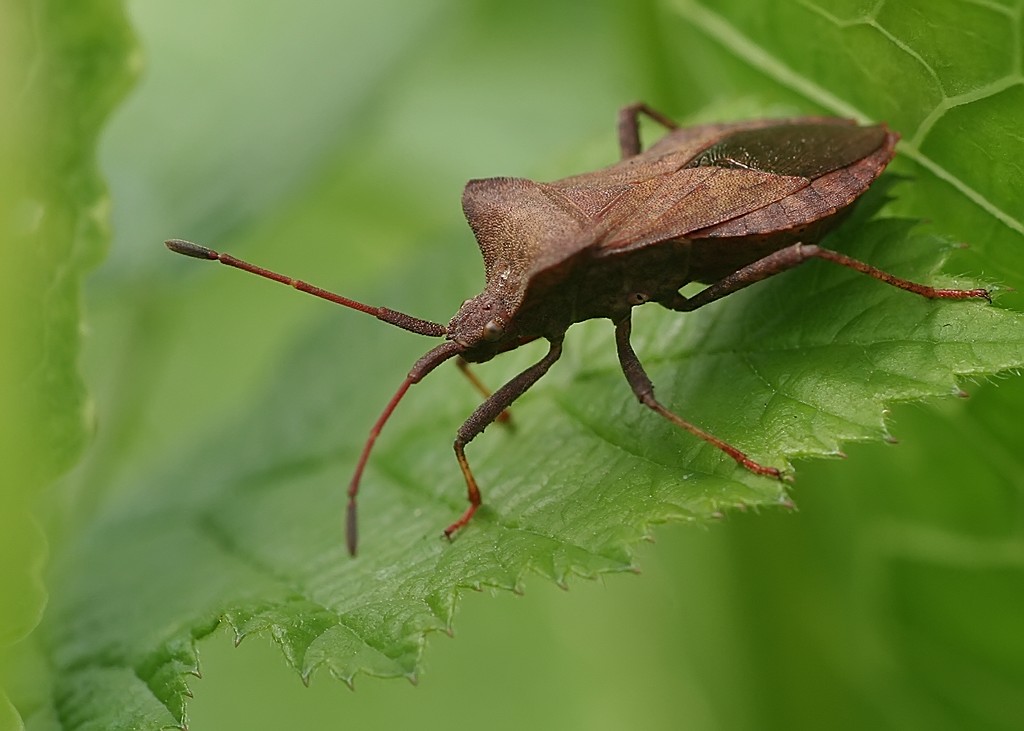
346 501 358 557
165 239 217 260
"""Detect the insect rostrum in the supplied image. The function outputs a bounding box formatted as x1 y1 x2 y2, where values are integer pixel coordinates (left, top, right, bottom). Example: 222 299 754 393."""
166 103 989 556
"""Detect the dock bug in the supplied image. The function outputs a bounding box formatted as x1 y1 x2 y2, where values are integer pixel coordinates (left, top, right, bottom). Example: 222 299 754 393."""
167 103 990 555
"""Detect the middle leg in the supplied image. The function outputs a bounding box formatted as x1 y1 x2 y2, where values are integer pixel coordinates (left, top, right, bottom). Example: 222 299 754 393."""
614 315 781 478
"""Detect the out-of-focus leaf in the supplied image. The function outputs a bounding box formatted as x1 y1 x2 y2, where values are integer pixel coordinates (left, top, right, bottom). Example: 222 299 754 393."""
0 0 136 727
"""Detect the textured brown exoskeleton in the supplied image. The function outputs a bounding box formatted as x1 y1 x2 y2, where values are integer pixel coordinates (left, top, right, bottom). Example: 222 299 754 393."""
166 103 990 555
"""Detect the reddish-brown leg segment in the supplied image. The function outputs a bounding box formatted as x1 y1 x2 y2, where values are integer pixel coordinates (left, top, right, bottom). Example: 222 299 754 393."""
445 337 564 539
614 317 782 478
617 102 679 158
662 242 990 313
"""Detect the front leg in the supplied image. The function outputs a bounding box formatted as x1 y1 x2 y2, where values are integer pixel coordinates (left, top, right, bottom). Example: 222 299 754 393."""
445 337 565 539
618 102 679 158
614 316 781 478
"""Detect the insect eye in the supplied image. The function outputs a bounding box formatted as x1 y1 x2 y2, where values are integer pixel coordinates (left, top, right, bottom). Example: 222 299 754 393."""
482 319 505 342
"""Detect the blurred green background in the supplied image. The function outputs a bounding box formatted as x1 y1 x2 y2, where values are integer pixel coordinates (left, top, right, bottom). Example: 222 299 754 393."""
5 0 1023 729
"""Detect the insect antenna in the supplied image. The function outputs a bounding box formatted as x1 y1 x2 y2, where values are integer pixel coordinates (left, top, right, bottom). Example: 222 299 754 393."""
165 239 464 555
346 340 464 556
164 239 448 336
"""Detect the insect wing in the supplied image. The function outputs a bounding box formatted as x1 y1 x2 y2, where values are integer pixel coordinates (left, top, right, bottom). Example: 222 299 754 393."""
593 121 893 252
688 123 888 178
592 166 810 253
693 124 897 240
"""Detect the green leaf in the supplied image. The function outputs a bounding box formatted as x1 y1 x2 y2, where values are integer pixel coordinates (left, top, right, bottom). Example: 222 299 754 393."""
39 219 1024 729
17 0 1024 729
0 0 136 727
663 0 1024 296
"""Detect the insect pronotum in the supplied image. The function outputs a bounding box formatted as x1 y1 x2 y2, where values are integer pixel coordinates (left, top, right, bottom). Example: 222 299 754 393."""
167 103 990 555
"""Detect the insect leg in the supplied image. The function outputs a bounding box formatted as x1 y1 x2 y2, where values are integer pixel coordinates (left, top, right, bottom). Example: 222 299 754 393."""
662 242 990 313
614 316 781 478
618 103 680 158
455 357 513 428
446 337 565 539
805 246 991 301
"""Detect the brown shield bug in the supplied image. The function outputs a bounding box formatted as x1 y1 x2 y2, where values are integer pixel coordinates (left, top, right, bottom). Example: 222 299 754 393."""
166 103 990 555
